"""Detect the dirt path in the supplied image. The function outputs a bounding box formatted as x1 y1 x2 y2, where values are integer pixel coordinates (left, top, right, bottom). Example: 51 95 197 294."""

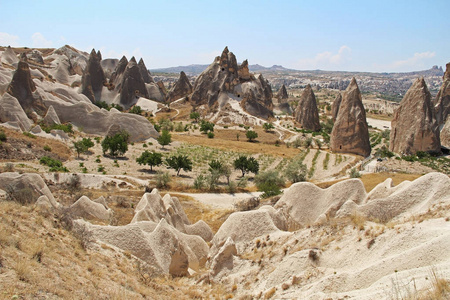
174 191 263 209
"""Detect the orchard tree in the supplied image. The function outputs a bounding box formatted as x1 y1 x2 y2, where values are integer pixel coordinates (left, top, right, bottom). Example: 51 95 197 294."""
166 155 193 176
263 122 274 132
246 130 258 142
73 137 94 158
200 120 215 134
157 130 172 148
234 156 259 177
101 131 129 157
136 151 163 171
189 111 200 123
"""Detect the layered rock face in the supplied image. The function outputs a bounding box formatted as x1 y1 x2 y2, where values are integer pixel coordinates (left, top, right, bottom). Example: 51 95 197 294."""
331 93 342 122
276 84 288 102
294 84 320 131
81 49 105 102
390 78 440 155
440 118 450 148
434 62 450 127
330 78 371 157
190 47 273 119
167 71 193 102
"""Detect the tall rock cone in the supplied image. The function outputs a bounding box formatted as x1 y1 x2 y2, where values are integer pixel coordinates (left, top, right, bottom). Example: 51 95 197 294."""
276 84 288 102
7 60 45 113
167 71 193 102
434 62 450 127
118 57 149 108
138 58 154 84
81 49 105 102
330 78 371 157
390 78 440 155
294 85 320 131
238 59 251 81
110 56 129 88
331 93 342 122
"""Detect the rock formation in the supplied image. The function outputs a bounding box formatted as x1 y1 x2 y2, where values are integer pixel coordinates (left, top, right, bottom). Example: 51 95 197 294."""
100 58 119 79
70 195 112 221
390 78 440 155
27 49 45 65
0 93 33 131
190 47 273 119
42 105 61 126
440 118 450 148
330 78 371 157
109 56 128 88
167 71 193 102
117 57 149 108
434 62 450 128
138 58 154 84
7 60 37 108
294 84 321 131
331 93 342 122
1 46 19 65
276 84 288 102
81 49 105 103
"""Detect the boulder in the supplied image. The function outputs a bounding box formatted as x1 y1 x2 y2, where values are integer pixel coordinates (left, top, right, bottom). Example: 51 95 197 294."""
0 93 33 131
276 84 289 102
294 84 321 131
43 105 61 126
331 93 342 122
390 78 440 155
138 58 154 84
167 71 193 102
81 49 105 103
0 172 56 205
434 62 450 128
330 78 371 157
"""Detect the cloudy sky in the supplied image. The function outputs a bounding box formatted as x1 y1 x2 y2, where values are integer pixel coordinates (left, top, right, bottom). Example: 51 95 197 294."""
0 0 448 72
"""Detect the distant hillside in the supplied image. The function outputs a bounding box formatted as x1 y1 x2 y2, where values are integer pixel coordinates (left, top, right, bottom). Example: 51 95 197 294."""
151 64 294 75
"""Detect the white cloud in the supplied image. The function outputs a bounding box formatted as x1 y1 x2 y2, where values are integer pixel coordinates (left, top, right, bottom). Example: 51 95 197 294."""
0 32 20 46
391 51 436 68
296 46 352 70
32 32 53 48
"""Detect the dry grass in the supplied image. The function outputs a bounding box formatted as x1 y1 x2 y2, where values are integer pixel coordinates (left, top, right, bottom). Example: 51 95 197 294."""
359 172 421 192
173 132 301 158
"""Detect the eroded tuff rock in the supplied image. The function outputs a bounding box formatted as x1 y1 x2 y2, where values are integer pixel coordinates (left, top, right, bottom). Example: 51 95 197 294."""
0 93 33 131
138 58 154 84
390 78 440 155
7 60 38 110
331 93 342 122
434 62 450 128
42 105 61 126
1 46 19 65
440 118 450 148
81 49 105 102
109 56 128 88
167 71 193 102
294 84 320 131
330 78 371 157
118 57 149 108
276 84 288 102
191 47 273 119
27 50 45 65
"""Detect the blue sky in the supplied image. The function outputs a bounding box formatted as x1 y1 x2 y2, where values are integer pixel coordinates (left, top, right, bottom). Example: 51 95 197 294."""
0 0 448 72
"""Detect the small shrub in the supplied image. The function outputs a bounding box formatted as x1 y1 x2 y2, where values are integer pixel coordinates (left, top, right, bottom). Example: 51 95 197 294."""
0 131 6 141
43 145 52 152
39 156 68 172
23 132 36 139
193 174 206 190
5 185 36 205
129 105 142 115
97 166 105 173
155 171 171 188
255 170 284 198
207 132 214 139
350 167 361 178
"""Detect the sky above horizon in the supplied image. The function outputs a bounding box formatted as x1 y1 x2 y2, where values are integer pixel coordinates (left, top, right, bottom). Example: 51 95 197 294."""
0 0 448 72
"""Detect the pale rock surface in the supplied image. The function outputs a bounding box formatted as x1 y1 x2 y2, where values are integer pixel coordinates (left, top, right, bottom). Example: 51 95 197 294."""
210 237 237 276
390 78 440 154
434 62 450 127
275 179 367 226
294 84 321 131
331 92 342 122
330 78 371 157
70 195 112 221
42 105 61 126
0 93 33 131
440 117 450 148
1 46 19 65
276 84 288 101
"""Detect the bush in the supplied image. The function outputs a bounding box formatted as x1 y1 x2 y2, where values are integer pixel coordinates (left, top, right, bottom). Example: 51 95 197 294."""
73 138 94 158
375 145 395 158
101 131 129 157
234 156 259 176
157 130 172 148
0 131 6 142
43 145 52 152
41 123 73 134
39 156 69 172
166 155 193 176
285 160 308 183
189 111 200 123
155 171 171 188
350 168 361 178
207 132 214 139
246 130 258 142
129 105 142 115
5 185 36 205
263 122 275 132
136 151 162 171
255 170 284 198
200 120 215 134
193 174 206 190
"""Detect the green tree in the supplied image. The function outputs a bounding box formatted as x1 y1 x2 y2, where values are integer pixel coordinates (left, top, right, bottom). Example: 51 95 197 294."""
73 138 95 158
200 120 215 134
166 155 193 176
246 130 258 142
255 170 284 198
263 122 274 132
189 111 200 123
234 156 259 177
101 131 129 157
284 159 308 183
136 151 163 171
157 130 172 148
